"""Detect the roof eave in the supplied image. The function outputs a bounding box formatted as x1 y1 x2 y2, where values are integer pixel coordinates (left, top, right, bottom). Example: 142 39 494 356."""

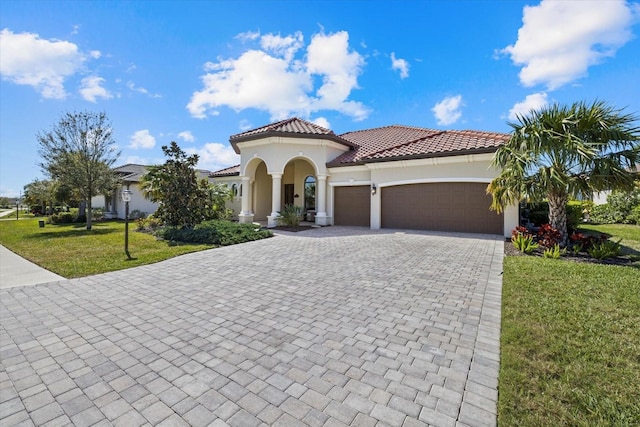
230 131 356 151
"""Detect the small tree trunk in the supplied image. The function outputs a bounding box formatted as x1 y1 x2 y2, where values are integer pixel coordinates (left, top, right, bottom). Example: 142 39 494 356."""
548 191 568 246
86 198 93 230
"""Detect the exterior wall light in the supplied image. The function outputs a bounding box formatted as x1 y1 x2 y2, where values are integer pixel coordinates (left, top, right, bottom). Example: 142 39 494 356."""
371 183 377 195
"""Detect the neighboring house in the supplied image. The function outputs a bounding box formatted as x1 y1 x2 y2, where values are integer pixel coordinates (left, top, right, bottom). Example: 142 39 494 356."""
591 166 639 205
92 164 211 219
210 117 519 238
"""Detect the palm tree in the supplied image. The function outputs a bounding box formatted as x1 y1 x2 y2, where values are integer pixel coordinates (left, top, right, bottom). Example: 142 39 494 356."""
488 100 639 244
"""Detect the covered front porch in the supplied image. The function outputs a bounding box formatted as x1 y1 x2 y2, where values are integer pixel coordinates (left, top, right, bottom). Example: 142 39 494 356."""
237 157 330 228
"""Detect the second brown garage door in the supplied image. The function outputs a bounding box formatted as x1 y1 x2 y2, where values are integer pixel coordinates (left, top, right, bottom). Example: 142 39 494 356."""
334 186 370 226
381 182 503 234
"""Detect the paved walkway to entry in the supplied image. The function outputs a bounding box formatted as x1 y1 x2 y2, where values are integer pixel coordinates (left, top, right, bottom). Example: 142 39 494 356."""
0 227 503 426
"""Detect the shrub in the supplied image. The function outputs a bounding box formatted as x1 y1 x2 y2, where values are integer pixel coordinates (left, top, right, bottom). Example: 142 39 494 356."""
49 212 75 224
588 239 622 260
537 224 562 248
129 209 147 220
522 202 549 226
155 220 272 246
511 227 539 254
543 244 566 259
276 204 303 227
627 205 640 225
136 215 162 231
566 201 585 232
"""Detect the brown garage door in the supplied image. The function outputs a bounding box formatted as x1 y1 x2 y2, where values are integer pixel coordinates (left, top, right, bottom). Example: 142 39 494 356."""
334 186 370 226
381 182 503 234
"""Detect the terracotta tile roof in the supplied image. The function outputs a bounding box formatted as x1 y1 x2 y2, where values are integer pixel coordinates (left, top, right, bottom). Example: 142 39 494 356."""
211 119 510 175
229 117 355 153
328 126 509 166
210 164 240 177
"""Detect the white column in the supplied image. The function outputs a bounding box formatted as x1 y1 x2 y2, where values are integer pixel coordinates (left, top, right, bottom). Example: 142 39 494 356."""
267 173 282 227
238 176 254 224
315 175 329 226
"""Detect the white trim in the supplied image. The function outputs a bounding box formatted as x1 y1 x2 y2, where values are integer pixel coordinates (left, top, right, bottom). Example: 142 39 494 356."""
329 180 371 187
327 165 370 173
379 177 492 188
236 136 350 153
364 153 495 170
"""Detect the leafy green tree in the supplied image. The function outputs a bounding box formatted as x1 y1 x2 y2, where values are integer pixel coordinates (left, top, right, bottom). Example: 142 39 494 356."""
37 111 120 229
0 197 11 208
140 142 231 228
23 179 57 214
488 100 639 244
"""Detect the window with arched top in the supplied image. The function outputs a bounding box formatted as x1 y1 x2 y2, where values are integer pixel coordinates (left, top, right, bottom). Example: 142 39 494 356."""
304 176 316 211
231 183 238 198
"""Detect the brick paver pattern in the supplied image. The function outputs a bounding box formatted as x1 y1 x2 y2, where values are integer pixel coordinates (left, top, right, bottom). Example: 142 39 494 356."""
0 227 503 426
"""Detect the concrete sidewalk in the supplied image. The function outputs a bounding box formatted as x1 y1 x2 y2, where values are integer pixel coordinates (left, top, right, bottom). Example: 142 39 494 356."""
0 244 65 288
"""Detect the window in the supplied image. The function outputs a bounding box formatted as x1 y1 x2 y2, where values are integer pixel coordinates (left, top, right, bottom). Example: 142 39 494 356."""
304 176 316 211
231 183 238 198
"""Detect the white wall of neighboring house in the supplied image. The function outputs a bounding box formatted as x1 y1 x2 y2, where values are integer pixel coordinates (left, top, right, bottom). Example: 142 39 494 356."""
592 190 610 205
117 184 158 219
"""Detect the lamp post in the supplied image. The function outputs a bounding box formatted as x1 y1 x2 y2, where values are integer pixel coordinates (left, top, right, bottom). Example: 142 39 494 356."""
121 188 133 260
16 191 20 220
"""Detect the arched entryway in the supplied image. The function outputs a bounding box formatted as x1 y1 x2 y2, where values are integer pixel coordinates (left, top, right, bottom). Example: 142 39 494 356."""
239 156 328 227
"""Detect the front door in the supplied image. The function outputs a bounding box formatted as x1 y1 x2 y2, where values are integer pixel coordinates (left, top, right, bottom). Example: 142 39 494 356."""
284 184 294 206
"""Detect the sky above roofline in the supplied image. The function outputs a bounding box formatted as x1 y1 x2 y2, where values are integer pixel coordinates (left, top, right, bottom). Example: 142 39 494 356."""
1 0 639 197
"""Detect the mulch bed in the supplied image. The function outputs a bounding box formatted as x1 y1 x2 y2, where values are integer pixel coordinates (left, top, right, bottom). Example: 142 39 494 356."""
503 240 636 266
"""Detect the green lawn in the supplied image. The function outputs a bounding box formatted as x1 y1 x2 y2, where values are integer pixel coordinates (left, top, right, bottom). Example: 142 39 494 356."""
499 224 640 426
0 218 213 278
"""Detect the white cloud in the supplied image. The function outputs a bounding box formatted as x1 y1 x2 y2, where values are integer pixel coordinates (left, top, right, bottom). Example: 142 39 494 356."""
235 30 260 42
186 143 240 171
178 131 195 142
260 32 304 62
79 76 112 102
390 52 409 79
508 92 549 121
129 130 156 149
312 117 331 130
187 30 369 122
124 155 151 165
0 29 88 99
432 95 464 126
127 81 161 98
502 0 637 89
239 119 253 131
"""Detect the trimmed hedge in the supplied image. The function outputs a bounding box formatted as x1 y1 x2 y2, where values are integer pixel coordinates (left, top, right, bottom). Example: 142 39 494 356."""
157 220 272 246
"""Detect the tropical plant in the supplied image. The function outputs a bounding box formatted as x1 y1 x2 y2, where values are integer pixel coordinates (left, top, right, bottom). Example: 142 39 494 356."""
543 244 566 259
488 101 640 245
588 239 622 260
37 111 120 229
276 204 304 227
511 227 539 254
537 224 562 248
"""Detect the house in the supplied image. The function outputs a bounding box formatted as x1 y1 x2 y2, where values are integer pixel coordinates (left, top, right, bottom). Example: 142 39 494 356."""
92 164 211 219
210 118 518 238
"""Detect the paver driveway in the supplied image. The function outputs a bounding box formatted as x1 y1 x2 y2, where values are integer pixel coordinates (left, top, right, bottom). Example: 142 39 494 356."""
0 227 503 427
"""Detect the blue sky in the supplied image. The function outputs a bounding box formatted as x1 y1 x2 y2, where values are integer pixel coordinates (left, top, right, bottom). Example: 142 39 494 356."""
1 0 639 198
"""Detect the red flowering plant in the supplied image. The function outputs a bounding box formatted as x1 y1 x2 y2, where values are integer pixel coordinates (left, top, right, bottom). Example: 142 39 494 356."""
537 224 562 248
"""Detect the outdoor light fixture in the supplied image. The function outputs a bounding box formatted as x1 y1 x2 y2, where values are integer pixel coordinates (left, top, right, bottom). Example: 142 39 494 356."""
371 183 377 195
121 189 133 259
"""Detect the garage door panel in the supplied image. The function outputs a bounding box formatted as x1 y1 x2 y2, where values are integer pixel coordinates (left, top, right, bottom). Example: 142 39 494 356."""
334 186 370 226
381 183 502 234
